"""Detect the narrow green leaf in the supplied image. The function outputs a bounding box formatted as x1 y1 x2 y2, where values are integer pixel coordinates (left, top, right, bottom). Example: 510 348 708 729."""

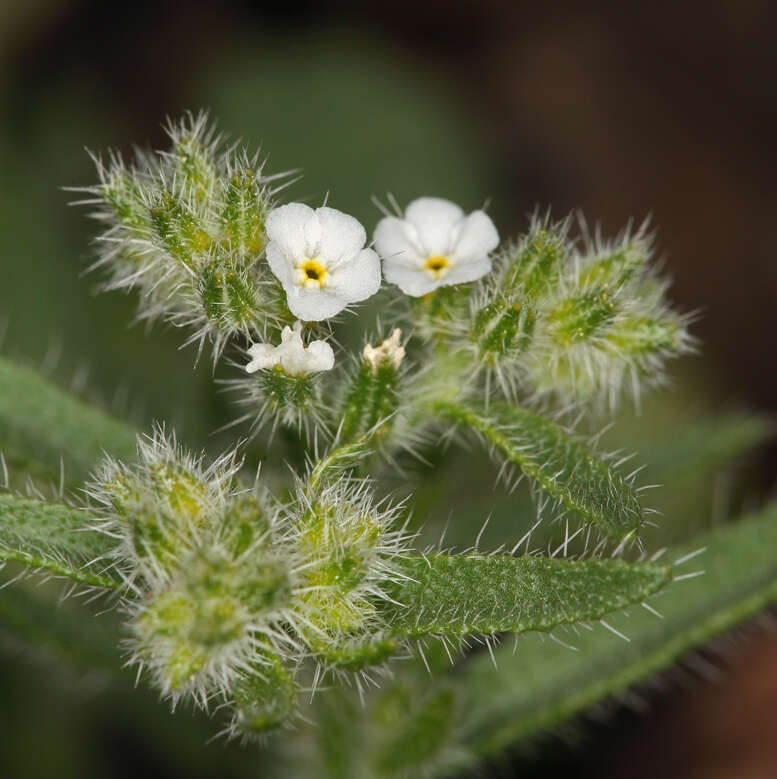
381 554 670 638
0 357 137 486
441 500 777 772
0 493 120 589
436 399 643 539
0 578 122 673
642 412 773 485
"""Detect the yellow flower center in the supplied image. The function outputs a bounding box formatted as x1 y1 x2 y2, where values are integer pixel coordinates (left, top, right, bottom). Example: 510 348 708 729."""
423 255 451 280
298 258 329 289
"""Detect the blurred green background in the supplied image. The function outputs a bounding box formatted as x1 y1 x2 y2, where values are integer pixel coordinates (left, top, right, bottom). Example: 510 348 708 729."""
1 1 777 776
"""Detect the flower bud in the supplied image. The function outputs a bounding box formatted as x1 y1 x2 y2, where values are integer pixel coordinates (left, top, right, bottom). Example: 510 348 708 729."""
471 299 536 360
338 330 405 444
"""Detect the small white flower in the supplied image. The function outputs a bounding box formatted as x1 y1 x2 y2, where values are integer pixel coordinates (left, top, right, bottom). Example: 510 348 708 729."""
265 203 382 321
245 322 334 377
363 329 405 372
374 197 499 297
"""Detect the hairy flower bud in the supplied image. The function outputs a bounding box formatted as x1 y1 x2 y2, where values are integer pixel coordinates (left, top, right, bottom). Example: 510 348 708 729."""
78 111 292 362
338 330 405 445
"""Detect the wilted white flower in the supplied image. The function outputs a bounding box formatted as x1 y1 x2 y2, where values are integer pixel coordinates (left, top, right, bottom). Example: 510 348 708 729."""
362 329 405 372
265 203 381 321
374 197 499 296
245 322 334 377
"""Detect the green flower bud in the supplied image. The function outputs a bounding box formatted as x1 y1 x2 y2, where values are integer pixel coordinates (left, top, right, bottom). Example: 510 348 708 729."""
338 330 405 444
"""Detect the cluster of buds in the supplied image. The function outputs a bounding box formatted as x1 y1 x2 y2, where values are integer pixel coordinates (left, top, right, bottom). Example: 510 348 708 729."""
81 113 292 360
88 429 410 735
466 216 692 406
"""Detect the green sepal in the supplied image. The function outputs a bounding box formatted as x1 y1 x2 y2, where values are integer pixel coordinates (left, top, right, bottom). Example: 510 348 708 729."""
577 241 644 289
148 190 210 264
409 286 471 337
218 492 271 558
198 259 263 332
471 298 536 358
501 226 567 299
259 367 320 415
338 360 401 444
232 651 296 735
312 636 398 672
220 168 267 258
605 316 680 356
547 288 617 346
380 554 669 638
173 130 219 204
102 169 147 231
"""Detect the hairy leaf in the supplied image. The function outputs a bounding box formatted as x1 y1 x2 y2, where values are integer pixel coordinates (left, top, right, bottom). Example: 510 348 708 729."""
0 357 137 486
436 399 643 539
0 493 120 589
439 500 777 772
382 554 670 638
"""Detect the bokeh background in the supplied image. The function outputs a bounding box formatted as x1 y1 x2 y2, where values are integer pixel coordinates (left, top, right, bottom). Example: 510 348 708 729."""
1 1 777 776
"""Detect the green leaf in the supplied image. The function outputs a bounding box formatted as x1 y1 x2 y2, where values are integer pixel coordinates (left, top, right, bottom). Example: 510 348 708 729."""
0 493 121 589
0 357 137 486
0 578 122 673
381 554 670 638
642 412 773 485
440 500 777 772
374 689 456 776
436 399 643 539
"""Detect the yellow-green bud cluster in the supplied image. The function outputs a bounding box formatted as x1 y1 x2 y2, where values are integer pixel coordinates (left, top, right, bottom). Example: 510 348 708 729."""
88 430 411 731
466 216 692 406
81 111 292 360
89 430 294 706
288 479 408 673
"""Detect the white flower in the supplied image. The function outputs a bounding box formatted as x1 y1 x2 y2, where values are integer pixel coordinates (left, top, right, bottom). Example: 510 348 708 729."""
373 197 499 296
245 322 334 377
265 203 382 321
363 329 405 372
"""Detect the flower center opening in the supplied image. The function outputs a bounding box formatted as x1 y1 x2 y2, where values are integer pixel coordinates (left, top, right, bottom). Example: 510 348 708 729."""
298 258 329 289
423 255 451 280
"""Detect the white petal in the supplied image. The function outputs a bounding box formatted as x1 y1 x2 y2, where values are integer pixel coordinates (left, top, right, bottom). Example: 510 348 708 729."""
279 336 334 376
451 210 499 261
373 216 424 265
280 322 304 346
383 263 440 297
315 207 367 268
266 203 318 259
443 256 492 286
304 340 335 372
405 197 464 256
245 343 278 373
327 248 382 303
284 286 349 322
266 243 295 288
